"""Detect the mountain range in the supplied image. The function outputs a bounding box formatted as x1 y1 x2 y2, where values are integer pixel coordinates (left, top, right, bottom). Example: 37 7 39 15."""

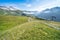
0 6 60 22
0 6 28 16
36 7 60 22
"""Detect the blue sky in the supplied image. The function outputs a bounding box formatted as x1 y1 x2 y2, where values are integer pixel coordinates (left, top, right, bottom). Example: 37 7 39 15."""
0 0 60 11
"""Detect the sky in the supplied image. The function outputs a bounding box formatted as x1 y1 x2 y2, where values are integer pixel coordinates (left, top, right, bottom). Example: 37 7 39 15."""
0 0 60 11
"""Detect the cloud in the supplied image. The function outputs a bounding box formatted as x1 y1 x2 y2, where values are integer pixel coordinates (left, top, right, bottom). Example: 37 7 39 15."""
1 0 59 11
26 4 32 8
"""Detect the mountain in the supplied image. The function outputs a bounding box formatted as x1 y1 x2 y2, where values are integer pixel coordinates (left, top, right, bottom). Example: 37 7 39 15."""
0 6 37 16
0 6 26 16
36 7 60 22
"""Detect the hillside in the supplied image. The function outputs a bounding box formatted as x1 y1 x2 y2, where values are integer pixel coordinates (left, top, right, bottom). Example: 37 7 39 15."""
0 20 60 40
0 16 28 33
0 6 60 40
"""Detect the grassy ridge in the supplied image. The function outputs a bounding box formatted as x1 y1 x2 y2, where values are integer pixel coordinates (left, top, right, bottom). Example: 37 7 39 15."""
0 21 60 40
0 16 28 32
36 20 60 28
46 21 60 28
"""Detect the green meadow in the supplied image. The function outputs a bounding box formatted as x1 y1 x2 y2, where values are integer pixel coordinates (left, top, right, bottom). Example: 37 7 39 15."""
0 16 60 40
0 16 28 32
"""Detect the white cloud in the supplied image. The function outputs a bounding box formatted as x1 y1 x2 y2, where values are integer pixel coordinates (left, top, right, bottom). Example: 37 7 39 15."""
2 0 59 11
26 4 32 8
32 0 58 11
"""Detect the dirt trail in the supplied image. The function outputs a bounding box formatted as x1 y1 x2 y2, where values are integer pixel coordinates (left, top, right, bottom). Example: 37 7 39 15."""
42 22 60 30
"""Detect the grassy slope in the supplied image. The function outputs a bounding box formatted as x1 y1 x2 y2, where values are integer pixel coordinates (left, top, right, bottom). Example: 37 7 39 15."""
39 20 60 28
46 21 60 28
0 16 28 32
0 21 60 40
